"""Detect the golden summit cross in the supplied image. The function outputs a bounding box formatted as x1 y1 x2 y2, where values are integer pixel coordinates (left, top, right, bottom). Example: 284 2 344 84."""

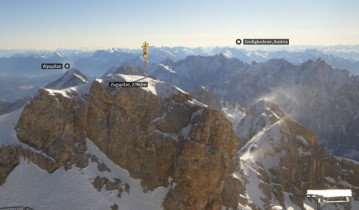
141 41 150 78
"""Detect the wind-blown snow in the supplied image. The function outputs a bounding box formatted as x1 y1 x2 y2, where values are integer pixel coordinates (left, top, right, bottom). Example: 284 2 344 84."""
235 99 279 140
220 101 245 131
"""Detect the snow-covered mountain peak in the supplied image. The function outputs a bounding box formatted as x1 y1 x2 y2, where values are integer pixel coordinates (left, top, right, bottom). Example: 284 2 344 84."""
55 51 64 58
99 74 208 108
235 99 285 141
45 68 88 90
223 49 233 58
247 99 285 121
44 68 88 90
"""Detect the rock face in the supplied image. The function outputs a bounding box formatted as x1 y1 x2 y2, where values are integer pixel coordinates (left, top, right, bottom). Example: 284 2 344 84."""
163 109 238 209
190 86 246 133
15 74 240 209
45 68 88 90
221 99 359 209
190 86 222 110
16 88 88 166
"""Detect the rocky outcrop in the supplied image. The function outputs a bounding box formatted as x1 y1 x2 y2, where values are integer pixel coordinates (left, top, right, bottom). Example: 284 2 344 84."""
92 176 124 197
16 88 88 166
190 86 222 110
15 74 240 210
163 109 238 210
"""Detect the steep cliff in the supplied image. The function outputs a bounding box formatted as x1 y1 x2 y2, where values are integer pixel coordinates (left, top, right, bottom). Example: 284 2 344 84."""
14 73 240 209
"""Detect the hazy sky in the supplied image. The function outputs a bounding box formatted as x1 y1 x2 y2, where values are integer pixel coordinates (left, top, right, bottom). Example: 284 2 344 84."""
0 0 358 50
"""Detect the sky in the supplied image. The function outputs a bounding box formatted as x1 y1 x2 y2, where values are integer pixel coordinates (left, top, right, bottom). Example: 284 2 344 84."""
0 0 358 50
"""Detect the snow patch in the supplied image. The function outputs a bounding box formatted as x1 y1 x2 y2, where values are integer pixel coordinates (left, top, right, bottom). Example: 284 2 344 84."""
179 124 192 139
102 74 190 100
151 130 178 141
325 176 336 183
159 64 175 73
296 135 309 145
151 112 167 123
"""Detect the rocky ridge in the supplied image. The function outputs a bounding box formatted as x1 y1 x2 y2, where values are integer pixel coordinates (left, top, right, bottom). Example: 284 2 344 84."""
14 73 240 209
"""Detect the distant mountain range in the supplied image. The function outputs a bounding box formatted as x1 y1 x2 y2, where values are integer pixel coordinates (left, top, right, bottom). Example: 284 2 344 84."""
1 46 359 78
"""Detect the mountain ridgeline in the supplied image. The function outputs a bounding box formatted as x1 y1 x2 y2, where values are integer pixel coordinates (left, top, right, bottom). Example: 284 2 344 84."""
1 47 359 79
1 50 359 209
129 55 359 161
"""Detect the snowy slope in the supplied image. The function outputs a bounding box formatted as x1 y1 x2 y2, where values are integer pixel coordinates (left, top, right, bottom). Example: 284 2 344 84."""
0 139 173 210
237 122 285 209
101 73 206 106
0 105 25 146
224 100 359 210
0 104 174 209
44 72 197 101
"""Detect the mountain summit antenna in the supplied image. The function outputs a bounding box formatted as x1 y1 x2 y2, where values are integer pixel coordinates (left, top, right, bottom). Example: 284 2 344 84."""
141 41 150 78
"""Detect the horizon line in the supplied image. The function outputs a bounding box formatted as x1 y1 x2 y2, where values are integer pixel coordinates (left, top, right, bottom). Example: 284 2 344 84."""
2 44 359 52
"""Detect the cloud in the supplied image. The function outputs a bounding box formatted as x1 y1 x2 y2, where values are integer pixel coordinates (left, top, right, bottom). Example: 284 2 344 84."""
19 85 34 90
